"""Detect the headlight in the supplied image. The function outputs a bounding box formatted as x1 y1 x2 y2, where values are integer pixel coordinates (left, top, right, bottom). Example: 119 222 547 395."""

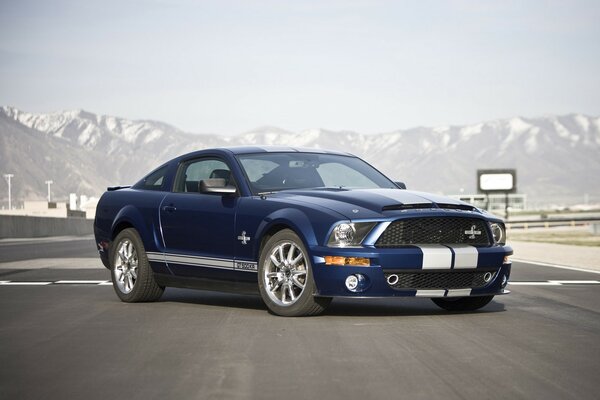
489 222 506 245
327 222 376 247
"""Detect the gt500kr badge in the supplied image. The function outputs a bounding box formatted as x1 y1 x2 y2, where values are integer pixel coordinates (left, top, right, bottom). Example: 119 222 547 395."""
235 261 257 271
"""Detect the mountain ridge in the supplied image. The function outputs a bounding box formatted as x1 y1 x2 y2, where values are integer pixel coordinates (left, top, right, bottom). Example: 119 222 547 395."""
1 106 599 207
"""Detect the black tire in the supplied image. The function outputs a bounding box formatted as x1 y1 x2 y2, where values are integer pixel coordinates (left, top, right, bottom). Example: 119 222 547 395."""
258 229 331 317
109 228 164 302
431 295 494 312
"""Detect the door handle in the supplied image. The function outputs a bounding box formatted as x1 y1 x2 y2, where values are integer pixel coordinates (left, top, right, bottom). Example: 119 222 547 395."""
162 205 177 212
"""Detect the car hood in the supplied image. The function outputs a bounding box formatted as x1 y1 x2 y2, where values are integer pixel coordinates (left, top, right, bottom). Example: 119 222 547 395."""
269 188 481 220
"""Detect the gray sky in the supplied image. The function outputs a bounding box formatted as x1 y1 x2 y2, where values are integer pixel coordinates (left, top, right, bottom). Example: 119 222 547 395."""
1 0 599 135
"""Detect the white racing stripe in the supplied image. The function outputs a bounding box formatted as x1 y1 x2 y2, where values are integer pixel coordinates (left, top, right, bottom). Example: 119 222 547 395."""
415 289 446 297
450 245 479 269
55 280 109 284
0 282 52 285
417 245 453 269
446 289 472 297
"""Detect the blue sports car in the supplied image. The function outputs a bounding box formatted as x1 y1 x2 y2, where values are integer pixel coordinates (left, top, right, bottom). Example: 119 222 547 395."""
94 147 512 316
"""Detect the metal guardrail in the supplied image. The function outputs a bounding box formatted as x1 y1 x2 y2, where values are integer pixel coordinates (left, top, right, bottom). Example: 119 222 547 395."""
507 217 600 229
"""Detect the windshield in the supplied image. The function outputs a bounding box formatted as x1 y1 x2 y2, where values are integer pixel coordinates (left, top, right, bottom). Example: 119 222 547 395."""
237 152 396 194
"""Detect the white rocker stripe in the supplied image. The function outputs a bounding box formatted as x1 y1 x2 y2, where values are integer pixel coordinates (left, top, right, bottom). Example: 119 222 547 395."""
417 245 453 269
147 252 257 273
146 252 163 263
449 245 479 269
164 254 233 268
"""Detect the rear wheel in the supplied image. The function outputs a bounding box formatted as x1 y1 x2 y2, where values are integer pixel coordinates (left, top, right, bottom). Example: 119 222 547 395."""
110 228 164 302
431 295 494 311
258 229 331 316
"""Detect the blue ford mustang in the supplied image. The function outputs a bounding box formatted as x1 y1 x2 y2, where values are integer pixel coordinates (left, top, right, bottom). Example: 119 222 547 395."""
94 146 512 316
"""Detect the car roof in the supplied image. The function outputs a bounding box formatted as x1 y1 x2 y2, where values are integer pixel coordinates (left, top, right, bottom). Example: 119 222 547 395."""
175 146 354 158
219 146 354 156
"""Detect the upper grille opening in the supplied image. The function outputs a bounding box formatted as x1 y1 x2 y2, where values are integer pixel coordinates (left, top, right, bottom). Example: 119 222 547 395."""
375 217 491 247
382 203 475 212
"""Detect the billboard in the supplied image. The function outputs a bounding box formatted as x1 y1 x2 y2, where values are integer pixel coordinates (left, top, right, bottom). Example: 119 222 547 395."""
477 169 517 193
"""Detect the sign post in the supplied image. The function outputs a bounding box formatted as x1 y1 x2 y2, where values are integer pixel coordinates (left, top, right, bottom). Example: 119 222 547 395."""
477 169 517 218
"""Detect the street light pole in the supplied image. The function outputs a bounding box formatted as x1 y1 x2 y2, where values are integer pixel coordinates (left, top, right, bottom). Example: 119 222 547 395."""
45 180 54 203
3 174 14 210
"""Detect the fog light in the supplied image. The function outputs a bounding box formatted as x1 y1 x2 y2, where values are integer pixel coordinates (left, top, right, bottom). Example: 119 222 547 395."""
503 256 511 264
345 275 359 291
483 272 493 283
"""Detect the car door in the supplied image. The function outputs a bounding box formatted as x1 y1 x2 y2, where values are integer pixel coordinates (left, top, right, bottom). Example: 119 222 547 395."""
159 157 238 279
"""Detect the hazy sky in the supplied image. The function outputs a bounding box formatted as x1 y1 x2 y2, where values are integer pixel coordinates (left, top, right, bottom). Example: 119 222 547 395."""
1 0 599 135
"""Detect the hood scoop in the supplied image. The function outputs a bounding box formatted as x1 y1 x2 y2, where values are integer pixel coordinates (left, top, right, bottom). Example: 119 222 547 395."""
382 203 475 212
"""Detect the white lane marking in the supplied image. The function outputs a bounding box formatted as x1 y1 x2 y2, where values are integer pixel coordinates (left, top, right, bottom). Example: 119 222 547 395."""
511 258 600 275
415 289 446 297
418 245 452 269
450 245 478 269
446 289 472 297
509 281 600 285
0 281 112 286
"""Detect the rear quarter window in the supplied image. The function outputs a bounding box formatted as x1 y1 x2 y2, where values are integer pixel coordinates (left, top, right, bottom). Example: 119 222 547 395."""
138 166 168 191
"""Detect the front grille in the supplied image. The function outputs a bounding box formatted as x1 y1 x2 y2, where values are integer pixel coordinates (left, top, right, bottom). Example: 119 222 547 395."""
375 217 491 247
384 270 496 290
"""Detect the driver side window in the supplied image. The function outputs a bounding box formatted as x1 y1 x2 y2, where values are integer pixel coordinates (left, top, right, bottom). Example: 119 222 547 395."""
175 158 234 193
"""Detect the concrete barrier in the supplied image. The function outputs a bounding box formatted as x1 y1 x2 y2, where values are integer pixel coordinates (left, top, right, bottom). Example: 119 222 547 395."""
0 215 93 239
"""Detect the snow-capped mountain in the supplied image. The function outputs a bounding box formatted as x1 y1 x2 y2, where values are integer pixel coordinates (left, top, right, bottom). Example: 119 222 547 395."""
1 106 599 206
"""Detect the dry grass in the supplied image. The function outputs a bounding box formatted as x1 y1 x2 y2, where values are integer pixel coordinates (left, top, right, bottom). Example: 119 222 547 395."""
508 226 600 247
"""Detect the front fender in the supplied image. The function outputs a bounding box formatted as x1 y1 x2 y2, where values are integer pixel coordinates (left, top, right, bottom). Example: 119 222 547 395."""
255 208 318 251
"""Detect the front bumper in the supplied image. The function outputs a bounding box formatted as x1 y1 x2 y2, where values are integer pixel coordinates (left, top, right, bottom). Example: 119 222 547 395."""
310 244 512 298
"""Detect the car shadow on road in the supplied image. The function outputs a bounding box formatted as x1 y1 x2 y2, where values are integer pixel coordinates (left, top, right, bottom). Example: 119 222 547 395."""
159 288 507 317
323 297 506 317
160 288 268 311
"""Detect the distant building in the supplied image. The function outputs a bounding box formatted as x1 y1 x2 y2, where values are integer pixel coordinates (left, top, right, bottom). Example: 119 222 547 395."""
450 193 527 213
0 194 98 219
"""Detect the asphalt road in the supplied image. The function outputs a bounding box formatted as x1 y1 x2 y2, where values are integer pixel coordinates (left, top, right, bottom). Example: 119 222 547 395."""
0 241 599 400
0 235 97 262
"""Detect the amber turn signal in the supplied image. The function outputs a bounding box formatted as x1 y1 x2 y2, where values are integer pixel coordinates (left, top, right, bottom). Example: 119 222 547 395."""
324 256 370 266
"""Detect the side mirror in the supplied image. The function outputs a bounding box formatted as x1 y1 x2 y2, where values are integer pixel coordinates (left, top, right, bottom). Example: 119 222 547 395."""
394 181 407 190
199 179 237 195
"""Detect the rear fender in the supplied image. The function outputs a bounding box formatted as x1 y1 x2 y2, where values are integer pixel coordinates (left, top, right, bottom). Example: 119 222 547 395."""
111 205 158 252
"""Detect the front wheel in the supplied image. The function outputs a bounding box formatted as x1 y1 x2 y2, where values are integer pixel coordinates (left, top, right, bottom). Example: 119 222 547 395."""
258 229 331 317
109 228 164 302
431 295 494 311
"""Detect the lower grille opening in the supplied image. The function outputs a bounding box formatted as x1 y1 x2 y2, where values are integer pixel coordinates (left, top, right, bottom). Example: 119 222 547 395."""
384 270 497 290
